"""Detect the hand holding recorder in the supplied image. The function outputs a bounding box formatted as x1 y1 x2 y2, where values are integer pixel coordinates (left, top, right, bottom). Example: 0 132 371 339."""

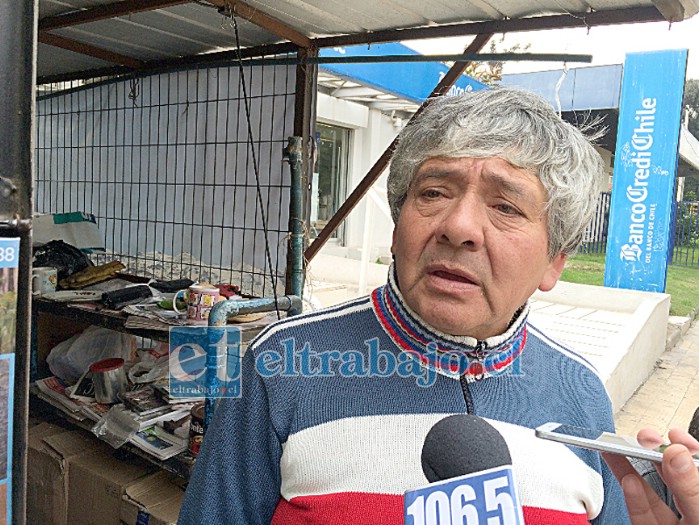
603 428 699 524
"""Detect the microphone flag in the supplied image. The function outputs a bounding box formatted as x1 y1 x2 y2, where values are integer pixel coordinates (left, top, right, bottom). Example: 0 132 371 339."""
404 463 524 525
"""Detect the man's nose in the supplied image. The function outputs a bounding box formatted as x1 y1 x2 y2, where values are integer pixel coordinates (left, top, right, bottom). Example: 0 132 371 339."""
435 194 485 249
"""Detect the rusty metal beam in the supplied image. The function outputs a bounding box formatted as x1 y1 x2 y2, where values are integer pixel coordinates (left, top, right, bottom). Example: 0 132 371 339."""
36 5 667 85
315 6 666 48
208 0 312 48
39 0 190 31
304 32 494 263
37 40 299 85
38 32 145 69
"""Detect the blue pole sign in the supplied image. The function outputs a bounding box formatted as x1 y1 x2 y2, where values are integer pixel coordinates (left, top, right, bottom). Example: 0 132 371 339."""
604 50 688 292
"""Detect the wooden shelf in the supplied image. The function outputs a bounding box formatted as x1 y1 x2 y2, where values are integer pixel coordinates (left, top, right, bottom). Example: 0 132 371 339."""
30 394 195 481
32 298 170 342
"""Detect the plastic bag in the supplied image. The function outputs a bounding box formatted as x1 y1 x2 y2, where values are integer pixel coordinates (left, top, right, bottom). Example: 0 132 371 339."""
91 404 140 448
33 239 93 282
47 326 136 383
128 343 170 384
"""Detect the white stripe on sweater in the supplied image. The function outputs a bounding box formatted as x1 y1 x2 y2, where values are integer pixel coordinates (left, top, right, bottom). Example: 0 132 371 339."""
252 296 374 348
279 413 603 518
527 322 602 379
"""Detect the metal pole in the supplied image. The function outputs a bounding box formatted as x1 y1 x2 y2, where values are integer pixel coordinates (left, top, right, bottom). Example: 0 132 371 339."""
304 33 493 263
0 0 37 523
285 137 306 300
203 295 302 427
286 46 316 297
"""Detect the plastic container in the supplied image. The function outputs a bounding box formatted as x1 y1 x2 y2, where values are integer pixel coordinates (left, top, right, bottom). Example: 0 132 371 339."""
89 357 127 404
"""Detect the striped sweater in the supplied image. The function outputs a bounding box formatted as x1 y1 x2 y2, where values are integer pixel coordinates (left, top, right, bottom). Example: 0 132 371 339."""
179 273 630 524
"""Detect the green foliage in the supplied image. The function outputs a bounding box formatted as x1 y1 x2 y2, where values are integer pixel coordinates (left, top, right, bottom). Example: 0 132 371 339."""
560 254 699 317
464 40 531 86
684 79 699 138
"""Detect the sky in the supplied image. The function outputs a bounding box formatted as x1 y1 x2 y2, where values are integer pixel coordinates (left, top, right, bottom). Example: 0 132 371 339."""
404 16 699 80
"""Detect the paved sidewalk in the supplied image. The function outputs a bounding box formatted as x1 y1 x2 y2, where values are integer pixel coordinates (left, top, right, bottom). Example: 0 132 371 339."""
615 318 699 437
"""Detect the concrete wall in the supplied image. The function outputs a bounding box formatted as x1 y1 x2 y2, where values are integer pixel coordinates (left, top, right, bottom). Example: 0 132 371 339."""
531 281 670 413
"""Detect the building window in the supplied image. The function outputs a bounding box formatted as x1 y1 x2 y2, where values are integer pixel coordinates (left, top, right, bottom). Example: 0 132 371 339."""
311 123 350 240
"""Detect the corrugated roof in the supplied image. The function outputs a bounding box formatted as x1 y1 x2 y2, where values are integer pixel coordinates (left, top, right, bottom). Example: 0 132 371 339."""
37 0 698 83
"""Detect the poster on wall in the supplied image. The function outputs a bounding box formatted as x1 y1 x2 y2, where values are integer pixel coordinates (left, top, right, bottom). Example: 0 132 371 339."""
604 50 688 292
0 237 19 525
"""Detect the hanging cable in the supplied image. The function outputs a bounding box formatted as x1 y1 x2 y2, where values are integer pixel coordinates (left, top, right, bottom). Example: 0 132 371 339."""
554 62 569 117
230 13 281 318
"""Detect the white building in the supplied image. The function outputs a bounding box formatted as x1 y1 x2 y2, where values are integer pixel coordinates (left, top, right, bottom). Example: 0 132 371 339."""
313 49 699 268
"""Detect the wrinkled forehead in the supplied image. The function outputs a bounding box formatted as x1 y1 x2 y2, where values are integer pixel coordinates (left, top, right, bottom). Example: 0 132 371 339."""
412 156 544 193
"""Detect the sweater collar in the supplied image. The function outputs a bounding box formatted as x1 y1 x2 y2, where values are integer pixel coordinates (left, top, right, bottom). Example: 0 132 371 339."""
371 264 528 382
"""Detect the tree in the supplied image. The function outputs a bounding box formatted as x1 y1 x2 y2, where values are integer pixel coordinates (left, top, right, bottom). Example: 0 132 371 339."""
463 40 531 86
684 79 699 138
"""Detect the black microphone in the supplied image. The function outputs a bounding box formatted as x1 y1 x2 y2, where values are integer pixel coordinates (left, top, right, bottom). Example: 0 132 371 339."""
404 414 524 525
421 413 513 482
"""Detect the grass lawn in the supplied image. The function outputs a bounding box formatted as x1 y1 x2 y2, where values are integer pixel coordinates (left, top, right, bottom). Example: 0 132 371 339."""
559 253 699 317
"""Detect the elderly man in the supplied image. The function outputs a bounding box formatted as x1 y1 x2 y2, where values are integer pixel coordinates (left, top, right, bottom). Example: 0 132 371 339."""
179 86 630 524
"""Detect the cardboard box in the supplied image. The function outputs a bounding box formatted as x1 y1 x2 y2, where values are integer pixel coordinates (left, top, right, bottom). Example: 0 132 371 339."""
27 422 109 525
67 447 153 525
120 471 185 525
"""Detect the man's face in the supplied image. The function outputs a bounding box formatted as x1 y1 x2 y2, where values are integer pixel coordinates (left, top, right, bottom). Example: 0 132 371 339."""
391 156 566 339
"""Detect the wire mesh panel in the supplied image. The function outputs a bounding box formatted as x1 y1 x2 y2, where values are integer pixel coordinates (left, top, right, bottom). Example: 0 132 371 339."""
670 200 699 267
581 192 611 255
35 60 296 298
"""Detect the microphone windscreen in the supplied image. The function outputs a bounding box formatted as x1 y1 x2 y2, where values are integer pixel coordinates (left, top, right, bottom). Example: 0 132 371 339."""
421 414 512 483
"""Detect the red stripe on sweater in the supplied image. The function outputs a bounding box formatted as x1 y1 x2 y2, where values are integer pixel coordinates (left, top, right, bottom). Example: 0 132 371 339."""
271 493 591 524
523 505 591 524
272 492 403 525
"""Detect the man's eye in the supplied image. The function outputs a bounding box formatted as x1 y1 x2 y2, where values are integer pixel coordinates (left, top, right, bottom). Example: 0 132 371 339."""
495 203 521 215
421 189 443 199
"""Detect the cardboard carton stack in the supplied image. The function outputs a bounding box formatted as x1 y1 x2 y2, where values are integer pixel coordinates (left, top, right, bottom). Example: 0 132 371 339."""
120 471 186 525
27 421 185 525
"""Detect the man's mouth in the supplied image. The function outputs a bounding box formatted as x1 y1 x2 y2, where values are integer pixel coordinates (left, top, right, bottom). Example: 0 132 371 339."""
428 267 479 286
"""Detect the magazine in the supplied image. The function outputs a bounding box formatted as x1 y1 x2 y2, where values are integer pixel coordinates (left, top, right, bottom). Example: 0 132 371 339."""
120 386 169 415
34 376 112 421
34 376 84 413
130 427 188 460
123 303 188 332
152 422 189 448
106 401 193 432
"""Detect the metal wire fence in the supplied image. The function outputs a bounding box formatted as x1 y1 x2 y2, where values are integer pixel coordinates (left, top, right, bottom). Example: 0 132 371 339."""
580 192 699 268
581 192 611 256
670 200 699 267
35 59 296 297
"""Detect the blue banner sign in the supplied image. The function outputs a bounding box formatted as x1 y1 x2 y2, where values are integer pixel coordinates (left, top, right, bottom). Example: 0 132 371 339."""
404 465 524 525
319 43 487 103
0 239 18 269
604 50 688 292
0 237 19 524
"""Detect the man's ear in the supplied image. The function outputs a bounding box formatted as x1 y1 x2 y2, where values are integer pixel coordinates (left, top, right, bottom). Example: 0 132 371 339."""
538 253 567 292
390 227 397 255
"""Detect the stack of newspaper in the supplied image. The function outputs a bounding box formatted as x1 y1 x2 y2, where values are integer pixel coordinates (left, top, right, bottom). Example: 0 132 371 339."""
33 376 110 422
130 426 189 460
122 303 189 332
119 386 194 431
34 376 194 461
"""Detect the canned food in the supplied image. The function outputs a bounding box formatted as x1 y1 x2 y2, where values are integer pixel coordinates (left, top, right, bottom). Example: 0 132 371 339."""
189 402 206 456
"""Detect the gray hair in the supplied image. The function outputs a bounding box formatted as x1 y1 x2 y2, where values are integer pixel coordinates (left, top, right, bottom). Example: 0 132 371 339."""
387 86 606 258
